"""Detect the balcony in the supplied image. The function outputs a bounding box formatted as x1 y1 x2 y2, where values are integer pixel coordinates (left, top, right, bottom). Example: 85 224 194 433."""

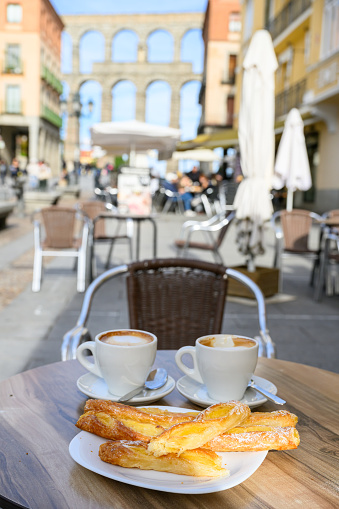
267 0 312 41
41 65 63 94
275 79 306 118
2 60 24 74
41 105 62 128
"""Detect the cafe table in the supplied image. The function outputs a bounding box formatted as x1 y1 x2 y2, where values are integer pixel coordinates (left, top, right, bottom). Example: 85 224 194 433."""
0 352 338 509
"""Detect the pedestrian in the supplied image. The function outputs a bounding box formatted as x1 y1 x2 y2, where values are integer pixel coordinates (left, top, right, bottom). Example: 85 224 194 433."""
0 159 7 185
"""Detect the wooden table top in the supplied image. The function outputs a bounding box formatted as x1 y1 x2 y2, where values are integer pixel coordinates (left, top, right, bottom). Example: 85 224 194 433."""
0 352 338 509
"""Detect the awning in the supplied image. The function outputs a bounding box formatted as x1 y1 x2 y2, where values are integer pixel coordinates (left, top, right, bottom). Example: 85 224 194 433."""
176 128 238 151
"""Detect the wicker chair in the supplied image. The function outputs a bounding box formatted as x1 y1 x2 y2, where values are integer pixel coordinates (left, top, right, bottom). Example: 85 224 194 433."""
62 258 274 360
271 209 322 290
175 211 235 264
32 206 89 293
80 201 133 279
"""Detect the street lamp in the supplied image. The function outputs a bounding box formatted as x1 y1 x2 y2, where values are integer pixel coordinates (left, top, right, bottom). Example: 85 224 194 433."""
60 93 94 183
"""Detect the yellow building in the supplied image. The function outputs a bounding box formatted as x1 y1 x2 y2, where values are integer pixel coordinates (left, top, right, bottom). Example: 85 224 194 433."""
236 0 339 212
0 0 63 174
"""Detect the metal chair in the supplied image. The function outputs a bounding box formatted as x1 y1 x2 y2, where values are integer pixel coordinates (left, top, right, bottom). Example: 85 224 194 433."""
32 206 89 293
175 211 235 264
161 189 185 214
80 201 133 279
271 209 322 290
314 230 339 301
62 257 274 360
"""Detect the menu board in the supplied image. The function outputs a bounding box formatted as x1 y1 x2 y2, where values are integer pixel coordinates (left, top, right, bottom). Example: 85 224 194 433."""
117 167 152 216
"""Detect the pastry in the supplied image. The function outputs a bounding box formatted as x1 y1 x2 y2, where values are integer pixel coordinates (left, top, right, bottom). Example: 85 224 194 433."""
76 410 164 441
84 399 195 428
147 401 251 457
99 440 229 478
240 410 298 428
206 426 300 452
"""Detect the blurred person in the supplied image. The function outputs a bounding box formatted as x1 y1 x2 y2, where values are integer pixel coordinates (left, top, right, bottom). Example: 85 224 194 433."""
191 174 218 213
164 173 194 215
9 158 20 180
59 168 70 187
0 159 7 185
186 165 201 183
38 160 51 190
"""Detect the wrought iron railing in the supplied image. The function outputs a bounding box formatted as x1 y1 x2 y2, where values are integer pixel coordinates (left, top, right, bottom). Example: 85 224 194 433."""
267 0 312 40
275 79 306 118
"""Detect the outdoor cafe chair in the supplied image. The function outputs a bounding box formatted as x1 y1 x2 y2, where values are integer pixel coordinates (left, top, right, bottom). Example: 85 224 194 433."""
175 211 236 264
32 206 89 293
62 257 274 361
161 188 185 214
271 209 322 290
80 201 133 279
314 230 339 301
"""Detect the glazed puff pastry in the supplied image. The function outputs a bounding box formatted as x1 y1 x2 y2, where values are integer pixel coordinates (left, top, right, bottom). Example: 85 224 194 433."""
206 426 300 452
147 401 251 457
99 440 229 478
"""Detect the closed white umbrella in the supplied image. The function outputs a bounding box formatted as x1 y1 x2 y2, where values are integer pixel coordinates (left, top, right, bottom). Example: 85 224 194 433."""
233 30 278 270
272 108 312 211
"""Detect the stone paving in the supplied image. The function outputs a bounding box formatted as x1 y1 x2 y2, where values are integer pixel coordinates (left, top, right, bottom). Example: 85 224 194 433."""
0 176 338 384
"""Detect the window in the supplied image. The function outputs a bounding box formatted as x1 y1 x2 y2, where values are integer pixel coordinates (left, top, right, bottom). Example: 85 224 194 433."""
321 0 339 57
5 44 21 73
228 54 237 82
226 95 234 126
6 4 22 23
5 85 21 113
229 12 241 33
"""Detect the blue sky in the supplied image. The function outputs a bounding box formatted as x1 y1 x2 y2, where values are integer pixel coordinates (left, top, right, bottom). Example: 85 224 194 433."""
55 0 207 170
51 0 208 16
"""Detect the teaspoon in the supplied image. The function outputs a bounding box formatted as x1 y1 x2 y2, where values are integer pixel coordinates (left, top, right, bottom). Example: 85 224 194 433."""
118 368 168 403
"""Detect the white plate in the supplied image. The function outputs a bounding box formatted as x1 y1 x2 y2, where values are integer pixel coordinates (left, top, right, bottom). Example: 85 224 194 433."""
176 375 277 408
77 372 175 404
69 406 268 494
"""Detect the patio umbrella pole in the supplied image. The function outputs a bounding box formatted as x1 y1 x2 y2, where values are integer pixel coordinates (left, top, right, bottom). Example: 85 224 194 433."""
286 190 293 212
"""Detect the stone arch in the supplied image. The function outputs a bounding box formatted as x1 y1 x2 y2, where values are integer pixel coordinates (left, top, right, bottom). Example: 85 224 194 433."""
61 31 73 74
147 30 174 63
146 80 172 126
79 80 102 149
111 29 139 62
112 80 136 121
181 29 204 74
79 30 105 74
180 80 201 140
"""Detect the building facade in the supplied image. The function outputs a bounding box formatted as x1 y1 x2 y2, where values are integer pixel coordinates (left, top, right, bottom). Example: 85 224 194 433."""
236 0 339 212
199 0 241 134
0 0 63 174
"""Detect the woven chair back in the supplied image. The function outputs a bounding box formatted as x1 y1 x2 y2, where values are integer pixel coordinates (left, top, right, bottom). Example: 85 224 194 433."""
81 201 106 238
126 258 228 349
41 207 76 248
280 209 312 252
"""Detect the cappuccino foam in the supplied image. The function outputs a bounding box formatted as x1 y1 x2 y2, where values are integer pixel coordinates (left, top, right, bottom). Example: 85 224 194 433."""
200 335 256 349
99 330 153 347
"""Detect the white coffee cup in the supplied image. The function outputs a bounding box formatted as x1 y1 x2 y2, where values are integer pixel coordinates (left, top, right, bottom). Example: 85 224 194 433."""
76 329 157 396
175 334 259 401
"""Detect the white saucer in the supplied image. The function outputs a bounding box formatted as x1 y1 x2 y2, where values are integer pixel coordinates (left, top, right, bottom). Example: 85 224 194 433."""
77 372 175 405
176 375 278 408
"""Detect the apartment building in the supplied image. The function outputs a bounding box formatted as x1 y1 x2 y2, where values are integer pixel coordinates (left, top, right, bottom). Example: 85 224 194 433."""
0 0 63 174
236 0 339 212
199 0 241 134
